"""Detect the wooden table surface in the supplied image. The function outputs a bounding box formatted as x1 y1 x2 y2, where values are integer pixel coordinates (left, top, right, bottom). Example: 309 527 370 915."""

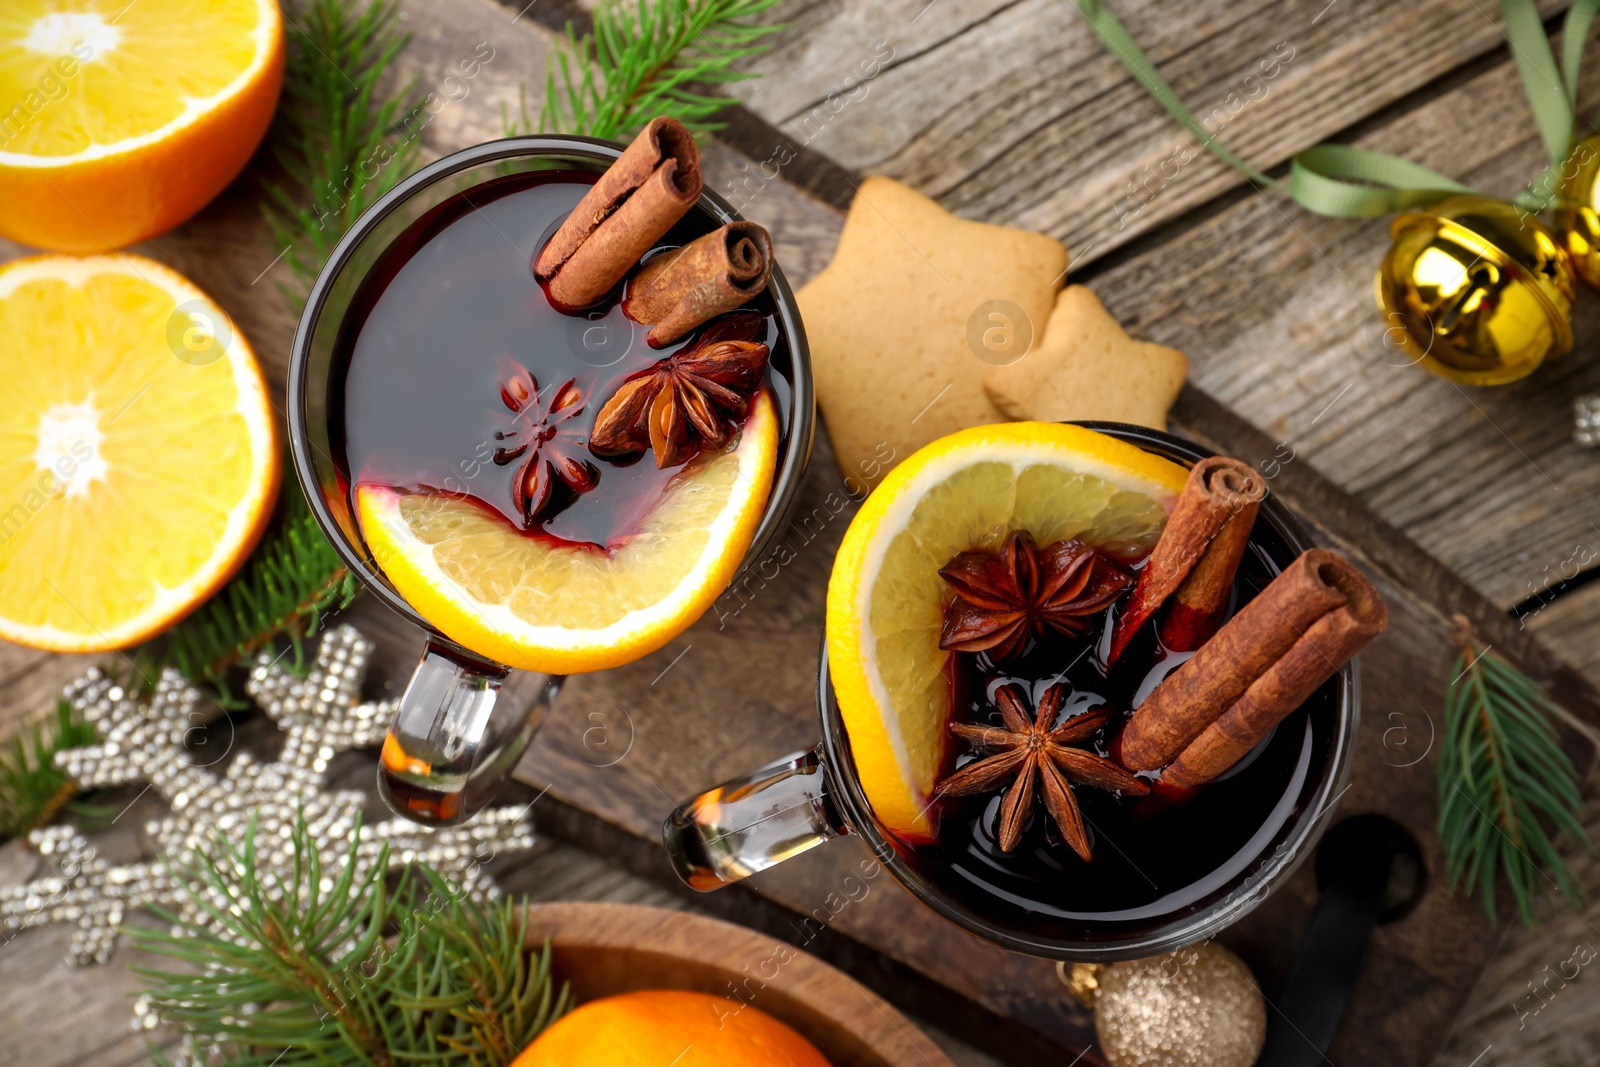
5 1 1600 1065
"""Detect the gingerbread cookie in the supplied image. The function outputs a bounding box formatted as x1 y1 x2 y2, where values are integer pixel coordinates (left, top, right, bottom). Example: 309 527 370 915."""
983 285 1187 430
797 176 1068 487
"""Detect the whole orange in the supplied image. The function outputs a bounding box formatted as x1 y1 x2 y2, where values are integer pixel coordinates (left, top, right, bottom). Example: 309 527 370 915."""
0 0 284 251
513 990 833 1067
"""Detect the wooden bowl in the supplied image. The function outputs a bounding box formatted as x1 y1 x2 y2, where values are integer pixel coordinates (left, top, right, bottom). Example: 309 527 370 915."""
519 902 955 1067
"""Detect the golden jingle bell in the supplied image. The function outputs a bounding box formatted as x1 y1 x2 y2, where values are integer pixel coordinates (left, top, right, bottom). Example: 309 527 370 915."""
1555 132 1600 290
1375 195 1575 386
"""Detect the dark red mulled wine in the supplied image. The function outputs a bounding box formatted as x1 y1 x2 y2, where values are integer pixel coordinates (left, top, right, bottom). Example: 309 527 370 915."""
328 171 795 550
902 524 1335 935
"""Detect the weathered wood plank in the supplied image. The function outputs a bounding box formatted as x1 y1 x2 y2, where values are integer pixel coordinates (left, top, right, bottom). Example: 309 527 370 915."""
1403 784 1600 1067
1529 581 1600 683
727 0 1565 266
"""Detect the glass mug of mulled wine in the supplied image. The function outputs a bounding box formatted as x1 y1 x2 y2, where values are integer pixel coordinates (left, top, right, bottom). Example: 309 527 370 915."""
665 424 1365 961
288 133 813 827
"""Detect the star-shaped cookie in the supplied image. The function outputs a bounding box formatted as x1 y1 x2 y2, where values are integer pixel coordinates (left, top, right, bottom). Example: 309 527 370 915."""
983 285 1187 430
797 176 1068 487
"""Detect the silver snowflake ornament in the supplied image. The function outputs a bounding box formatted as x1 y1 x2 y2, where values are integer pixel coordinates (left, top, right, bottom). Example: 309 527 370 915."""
0 625 535 976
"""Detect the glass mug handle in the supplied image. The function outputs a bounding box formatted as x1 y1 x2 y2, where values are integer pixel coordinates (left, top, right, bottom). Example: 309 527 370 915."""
663 748 850 891
377 636 562 826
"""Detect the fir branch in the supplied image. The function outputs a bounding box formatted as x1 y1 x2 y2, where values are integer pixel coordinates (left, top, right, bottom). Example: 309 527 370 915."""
163 484 360 707
394 870 568 1065
1438 616 1594 924
0 698 108 839
264 0 424 305
134 816 570 1066
508 0 782 139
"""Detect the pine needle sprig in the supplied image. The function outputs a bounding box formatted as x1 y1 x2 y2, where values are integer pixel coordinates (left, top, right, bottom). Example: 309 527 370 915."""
0 698 110 839
1438 617 1594 925
134 815 569 1066
393 870 569 1064
514 0 782 139
162 484 360 708
134 815 402 1065
264 0 423 304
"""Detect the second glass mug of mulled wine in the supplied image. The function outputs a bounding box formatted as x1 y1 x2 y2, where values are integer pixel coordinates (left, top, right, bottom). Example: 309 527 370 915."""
664 424 1360 961
288 135 813 827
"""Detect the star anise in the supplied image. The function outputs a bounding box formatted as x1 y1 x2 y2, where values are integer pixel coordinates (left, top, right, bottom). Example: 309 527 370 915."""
938 683 1148 858
939 530 1132 662
589 311 770 469
492 360 597 524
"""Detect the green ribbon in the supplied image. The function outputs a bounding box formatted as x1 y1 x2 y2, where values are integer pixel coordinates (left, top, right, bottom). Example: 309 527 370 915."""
1287 146 1473 219
1069 0 1600 218
1564 2 1598 107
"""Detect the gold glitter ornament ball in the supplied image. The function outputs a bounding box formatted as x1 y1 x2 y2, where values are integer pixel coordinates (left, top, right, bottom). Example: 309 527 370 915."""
1094 942 1266 1067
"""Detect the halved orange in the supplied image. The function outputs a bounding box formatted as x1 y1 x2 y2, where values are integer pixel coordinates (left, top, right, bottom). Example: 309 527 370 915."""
357 391 779 675
825 422 1189 842
0 253 279 650
0 0 284 250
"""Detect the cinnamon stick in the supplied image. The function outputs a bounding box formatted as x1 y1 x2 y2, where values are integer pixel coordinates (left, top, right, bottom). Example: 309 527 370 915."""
1108 456 1265 664
1119 549 1386 781
624 222 773 346
534 116 702 309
